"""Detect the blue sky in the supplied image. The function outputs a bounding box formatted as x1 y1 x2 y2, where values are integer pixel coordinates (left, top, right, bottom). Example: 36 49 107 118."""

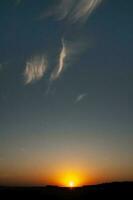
0 0 133 185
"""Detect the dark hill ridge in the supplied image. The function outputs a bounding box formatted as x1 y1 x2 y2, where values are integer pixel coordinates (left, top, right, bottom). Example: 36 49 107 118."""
0 182 133 199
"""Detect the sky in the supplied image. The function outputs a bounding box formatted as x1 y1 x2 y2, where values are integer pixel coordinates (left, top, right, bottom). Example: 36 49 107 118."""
0 0 133 186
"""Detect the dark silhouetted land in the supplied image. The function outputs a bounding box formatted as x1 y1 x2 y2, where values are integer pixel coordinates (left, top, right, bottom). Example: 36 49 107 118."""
0 182 133 199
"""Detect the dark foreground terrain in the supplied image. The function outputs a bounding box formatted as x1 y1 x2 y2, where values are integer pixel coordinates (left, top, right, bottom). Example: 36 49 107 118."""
0 182 133 199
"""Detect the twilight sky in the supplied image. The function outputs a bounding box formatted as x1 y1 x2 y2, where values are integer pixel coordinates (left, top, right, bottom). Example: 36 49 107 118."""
0 0 133 186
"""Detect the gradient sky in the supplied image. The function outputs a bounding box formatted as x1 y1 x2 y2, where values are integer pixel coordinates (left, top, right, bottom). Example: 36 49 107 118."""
0 0 133 186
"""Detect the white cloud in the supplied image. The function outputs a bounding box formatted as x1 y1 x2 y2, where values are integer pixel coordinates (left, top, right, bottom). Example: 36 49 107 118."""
43 0 103 23
24 56 47 84
75 93 88 103
50 39 67 81
50 38 87 81
69 0 103 23
40 0 75 21
55 0 76 20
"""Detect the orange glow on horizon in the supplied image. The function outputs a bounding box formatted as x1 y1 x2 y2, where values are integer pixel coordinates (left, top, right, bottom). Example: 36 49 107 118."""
52 168 92 187
61 173 80 187
0 166 109 187
69 181 75 188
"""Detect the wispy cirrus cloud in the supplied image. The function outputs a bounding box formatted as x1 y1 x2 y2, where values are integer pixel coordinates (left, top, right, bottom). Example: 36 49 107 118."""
50 37 87 81
39 0 75 21
24 56 47 84
54 0 76 20
75 93 88 103
50 39 67 81
43 0 103 23
69 0 103 23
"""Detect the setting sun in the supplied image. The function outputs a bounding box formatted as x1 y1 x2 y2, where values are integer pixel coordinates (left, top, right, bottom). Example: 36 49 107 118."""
69 181 75 188
55 169 85 187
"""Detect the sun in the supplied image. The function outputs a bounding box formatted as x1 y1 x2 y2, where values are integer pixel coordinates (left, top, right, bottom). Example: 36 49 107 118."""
69 181 75 188
56 169 86 187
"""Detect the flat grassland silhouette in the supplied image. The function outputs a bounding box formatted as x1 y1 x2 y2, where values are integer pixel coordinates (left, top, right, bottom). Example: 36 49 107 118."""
0 182 133 199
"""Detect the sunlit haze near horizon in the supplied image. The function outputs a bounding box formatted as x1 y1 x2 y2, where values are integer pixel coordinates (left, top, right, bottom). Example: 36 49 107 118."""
0 0 133 186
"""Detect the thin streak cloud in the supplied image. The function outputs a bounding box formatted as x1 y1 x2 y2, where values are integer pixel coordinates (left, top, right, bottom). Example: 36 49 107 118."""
50 39 67 81
40 0 75 21
24 56 47 84
50 37 88 81
55 0 76 20
75 93 88 103
69 0 103 23
43 0 103 23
